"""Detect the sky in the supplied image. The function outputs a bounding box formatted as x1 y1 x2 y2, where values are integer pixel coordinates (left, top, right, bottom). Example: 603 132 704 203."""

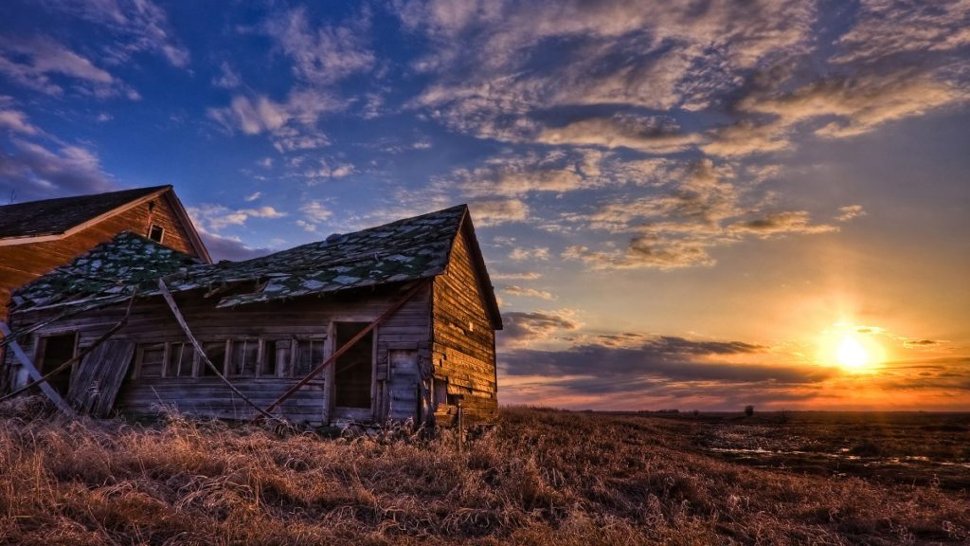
1 0 968 411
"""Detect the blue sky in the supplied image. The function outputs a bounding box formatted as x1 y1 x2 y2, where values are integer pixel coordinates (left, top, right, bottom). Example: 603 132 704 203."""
2 0 968 410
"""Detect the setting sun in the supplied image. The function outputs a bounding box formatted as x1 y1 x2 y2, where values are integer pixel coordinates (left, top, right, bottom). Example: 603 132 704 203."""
817 323 886 373
836 335 870 370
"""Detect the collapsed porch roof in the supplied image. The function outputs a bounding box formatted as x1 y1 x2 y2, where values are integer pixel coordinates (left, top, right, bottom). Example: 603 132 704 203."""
10 204 500 328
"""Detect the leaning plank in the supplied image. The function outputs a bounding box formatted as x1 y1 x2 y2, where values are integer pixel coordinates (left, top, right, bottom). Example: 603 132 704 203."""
0 321 76 416
263 280 428 414
157 279 279 421
0 289 138 414
67 339 135 417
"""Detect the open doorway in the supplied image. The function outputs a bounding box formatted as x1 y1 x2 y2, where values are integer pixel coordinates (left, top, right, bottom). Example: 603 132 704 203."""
333 322 373 411
38 333 77 396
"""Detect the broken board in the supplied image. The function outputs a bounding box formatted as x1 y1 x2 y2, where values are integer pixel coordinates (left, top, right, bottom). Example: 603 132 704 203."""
67 339 135 417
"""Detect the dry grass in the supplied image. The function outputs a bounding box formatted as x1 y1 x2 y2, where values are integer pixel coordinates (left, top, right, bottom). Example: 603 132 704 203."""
0 399 967 545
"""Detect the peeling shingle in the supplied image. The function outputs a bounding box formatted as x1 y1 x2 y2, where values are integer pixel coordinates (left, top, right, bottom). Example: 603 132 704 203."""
13 205 468 311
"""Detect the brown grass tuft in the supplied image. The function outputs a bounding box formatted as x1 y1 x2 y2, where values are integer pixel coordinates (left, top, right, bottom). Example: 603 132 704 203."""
0 398 966 544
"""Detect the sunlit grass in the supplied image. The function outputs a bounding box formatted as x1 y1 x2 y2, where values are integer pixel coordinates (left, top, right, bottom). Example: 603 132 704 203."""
0 397 965 544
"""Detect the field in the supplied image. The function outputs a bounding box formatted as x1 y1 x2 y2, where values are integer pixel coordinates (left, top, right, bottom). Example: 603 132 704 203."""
0 399 968 545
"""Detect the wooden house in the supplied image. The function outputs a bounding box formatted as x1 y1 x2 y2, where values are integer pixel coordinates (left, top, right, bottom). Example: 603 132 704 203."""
2 205 501 425
0 185 211 324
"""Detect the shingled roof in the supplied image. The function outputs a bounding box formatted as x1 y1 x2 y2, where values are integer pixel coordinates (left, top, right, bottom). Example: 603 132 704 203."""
10 232 202 310
0 186 170 240
12 204 501 328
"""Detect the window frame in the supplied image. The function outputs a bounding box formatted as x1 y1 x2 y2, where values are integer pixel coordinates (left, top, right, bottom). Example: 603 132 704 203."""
148 223 165 243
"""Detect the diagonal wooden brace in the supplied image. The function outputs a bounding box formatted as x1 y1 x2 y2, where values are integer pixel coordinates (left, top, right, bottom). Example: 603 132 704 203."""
262 280 428 414
0 321 76 417
157 279 279 421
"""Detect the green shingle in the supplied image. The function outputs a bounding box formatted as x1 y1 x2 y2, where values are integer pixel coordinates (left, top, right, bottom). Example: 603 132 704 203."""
13 205 468 311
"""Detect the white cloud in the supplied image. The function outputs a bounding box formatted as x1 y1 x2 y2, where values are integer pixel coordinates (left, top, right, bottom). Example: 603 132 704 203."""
537 115 703 154
0 108 40 135
501 285 556 300
469 198 529 226
209 95 287 135
206 90 344 152
295 219 319 233
401 0 817 141
0 138 114 201
0 37 127 98
834 0 970 64
491 271 542 280
499 309 581 348
303 159 355 181
263 6 375 86
300 200 333 222
49 0 190 68
747 73 964 140
294 200 334 234
561 160 842 270
443 150 604 201
244 191 262 202
726 211 838 238
509 246 550 261
836 205 866 222
188 204 288 232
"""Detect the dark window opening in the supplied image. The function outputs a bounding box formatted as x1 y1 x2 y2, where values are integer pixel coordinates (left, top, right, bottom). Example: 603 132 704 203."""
199 342 225 377
38 333 76 396
262 339 290 377
165 342 193 377
148 224 165 243
137 343 165 378
293 338 325 377
334 322 373 409
229 339 259 376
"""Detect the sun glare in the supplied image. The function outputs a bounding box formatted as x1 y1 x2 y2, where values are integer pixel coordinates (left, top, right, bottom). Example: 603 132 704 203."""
818 323 885 373
836 335 869 370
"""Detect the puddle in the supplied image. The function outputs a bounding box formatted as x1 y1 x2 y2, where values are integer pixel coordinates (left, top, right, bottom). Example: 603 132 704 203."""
706 447 970 469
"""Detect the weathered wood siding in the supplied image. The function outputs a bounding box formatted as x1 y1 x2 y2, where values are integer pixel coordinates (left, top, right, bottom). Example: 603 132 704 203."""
0 191 200 322
432 226 498 423
4 283 432 424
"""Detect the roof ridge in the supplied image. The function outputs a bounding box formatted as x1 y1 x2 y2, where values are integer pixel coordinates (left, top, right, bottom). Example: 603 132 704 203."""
11 203 475 312
0 185 173 241
225 203 468 266
0 185 171 210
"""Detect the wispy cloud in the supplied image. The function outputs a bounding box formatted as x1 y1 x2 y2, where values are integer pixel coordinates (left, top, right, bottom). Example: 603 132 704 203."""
303 159 355 182
47 0 191 68
560 160 847 270
500 310 581 348
262 6 374 86
0 138 113 201
200 231 273 262
0 36 133 99
537 115 702 154
0 104 40 135
212 61 241 89
294 199 334 233
469 198 529 226
206 90 344 152
835 205 866 222
509 246 550 261
501 285 555 301
400 0 816 141
188 204 288 232
491 271 542 281
833 0 970 65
